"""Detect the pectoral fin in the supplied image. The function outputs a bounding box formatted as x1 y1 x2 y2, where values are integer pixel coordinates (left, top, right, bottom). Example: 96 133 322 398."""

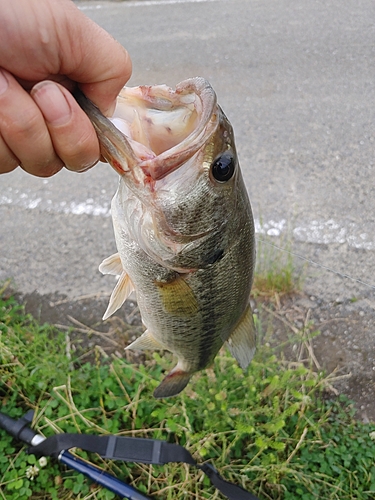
103 271 134 320
225 304 256 370
155 275 199 316
125 329 165 351
99 253 123 276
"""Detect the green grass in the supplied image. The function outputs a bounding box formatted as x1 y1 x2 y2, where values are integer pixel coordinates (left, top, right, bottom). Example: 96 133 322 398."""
1 287 375 500
253 229 302 297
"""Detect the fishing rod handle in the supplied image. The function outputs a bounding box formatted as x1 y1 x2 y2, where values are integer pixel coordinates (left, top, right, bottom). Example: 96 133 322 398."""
0 410 37 444
0 412 151 500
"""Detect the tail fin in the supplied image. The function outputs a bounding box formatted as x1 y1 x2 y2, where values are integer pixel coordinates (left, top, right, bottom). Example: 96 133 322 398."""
153 370 192 399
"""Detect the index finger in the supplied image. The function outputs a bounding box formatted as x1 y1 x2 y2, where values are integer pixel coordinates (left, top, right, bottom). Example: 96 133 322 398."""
1 0 132 116
59 4 132 115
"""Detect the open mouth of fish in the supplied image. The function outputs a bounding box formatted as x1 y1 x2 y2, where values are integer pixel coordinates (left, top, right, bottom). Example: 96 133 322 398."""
75 78 220 183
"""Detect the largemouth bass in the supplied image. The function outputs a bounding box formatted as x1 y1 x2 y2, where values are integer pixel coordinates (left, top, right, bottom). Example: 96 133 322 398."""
75 77 256 398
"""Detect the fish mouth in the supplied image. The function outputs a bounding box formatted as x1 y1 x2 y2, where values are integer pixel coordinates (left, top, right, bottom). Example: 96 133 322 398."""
75 77 219 182
130 78 219 181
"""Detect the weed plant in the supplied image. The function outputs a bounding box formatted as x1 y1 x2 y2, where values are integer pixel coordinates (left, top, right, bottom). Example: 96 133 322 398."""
253 229 301 297
1 290 375 500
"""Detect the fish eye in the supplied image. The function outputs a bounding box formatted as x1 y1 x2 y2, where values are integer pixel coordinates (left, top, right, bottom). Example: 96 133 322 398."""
211 151 235 182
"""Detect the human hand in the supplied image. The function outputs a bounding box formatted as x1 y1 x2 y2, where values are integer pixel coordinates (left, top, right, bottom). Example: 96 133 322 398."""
0 0 132 177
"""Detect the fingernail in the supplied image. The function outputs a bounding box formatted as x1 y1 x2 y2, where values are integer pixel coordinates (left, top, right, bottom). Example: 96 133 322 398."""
0 69 9 95
65 159 99 173
32 82 72 126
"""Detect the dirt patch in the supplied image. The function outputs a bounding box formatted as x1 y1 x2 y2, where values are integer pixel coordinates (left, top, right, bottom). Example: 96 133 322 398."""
16 290 145 365
254 292 375 423
17 289 375 423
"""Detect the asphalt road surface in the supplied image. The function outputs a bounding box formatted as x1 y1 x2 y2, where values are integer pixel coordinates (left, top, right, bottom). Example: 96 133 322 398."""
1 0 374 419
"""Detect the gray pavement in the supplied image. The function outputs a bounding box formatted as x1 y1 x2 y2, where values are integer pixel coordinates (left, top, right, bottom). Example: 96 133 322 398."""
1 0 374 418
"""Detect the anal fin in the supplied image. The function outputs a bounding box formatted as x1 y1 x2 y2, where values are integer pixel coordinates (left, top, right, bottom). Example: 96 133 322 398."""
103 271 134 320
225 304 256 370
